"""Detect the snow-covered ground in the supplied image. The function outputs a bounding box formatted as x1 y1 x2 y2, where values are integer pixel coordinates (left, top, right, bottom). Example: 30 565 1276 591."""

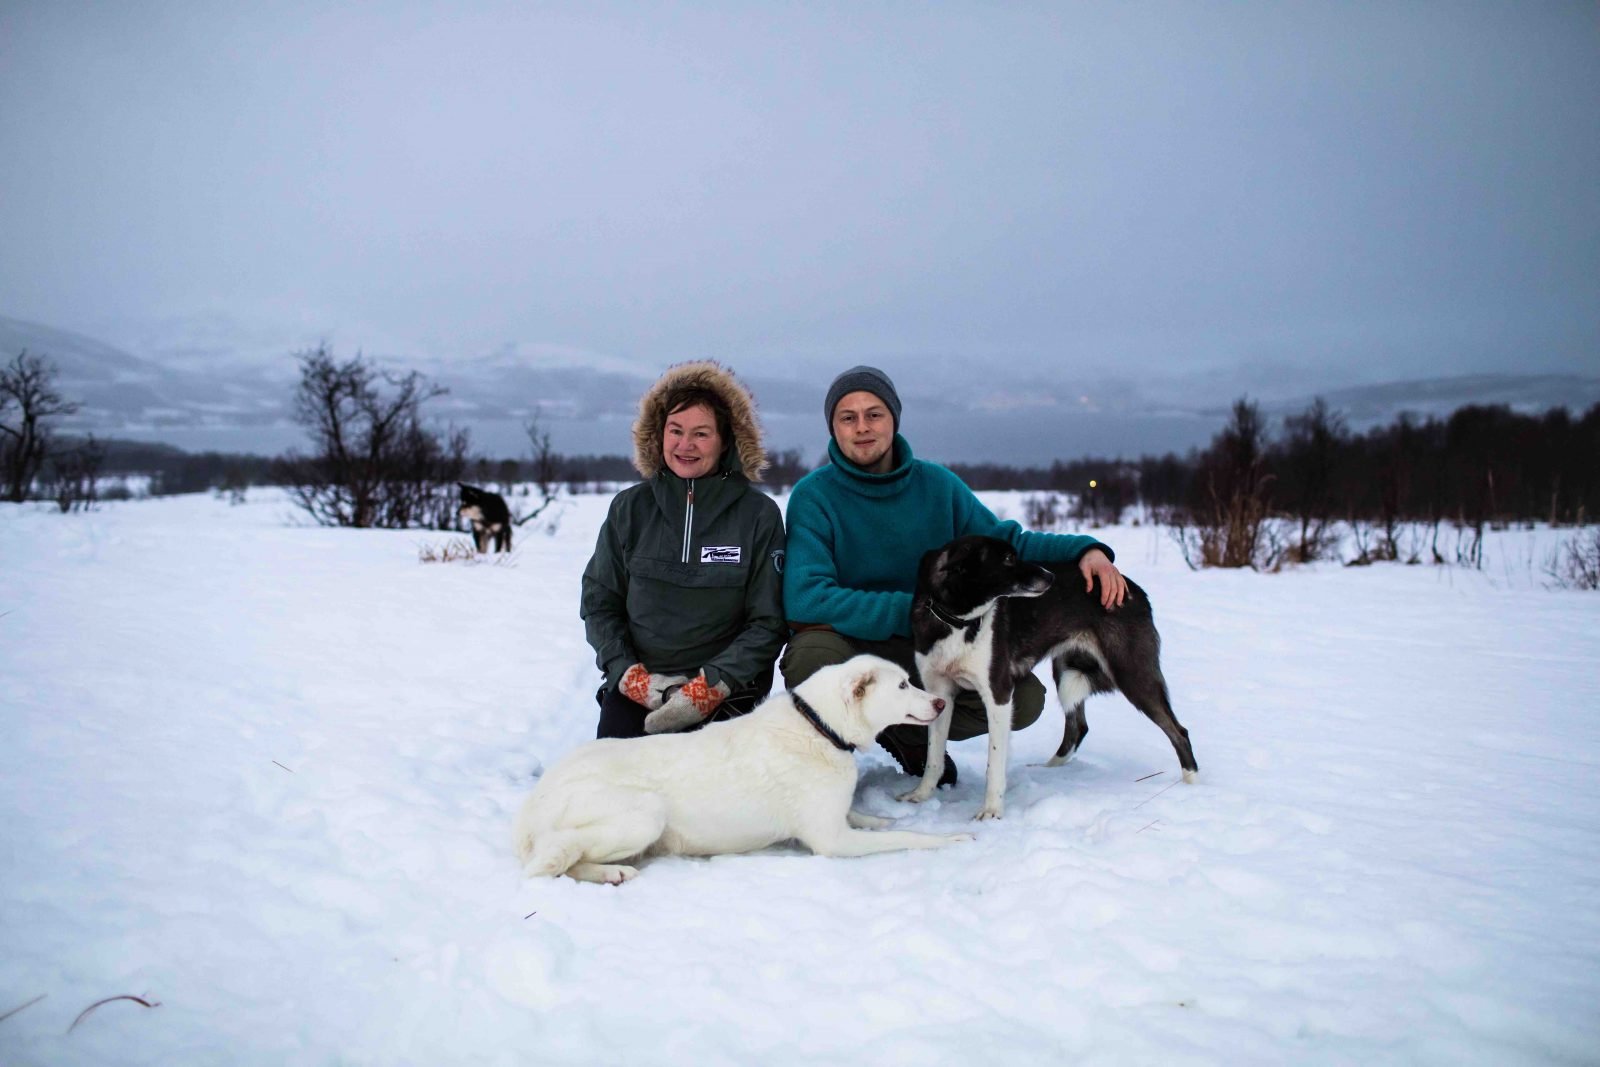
2 489 1597 1066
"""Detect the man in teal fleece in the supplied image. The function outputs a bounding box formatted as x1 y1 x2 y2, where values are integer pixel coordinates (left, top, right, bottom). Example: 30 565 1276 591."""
780 366 1128 784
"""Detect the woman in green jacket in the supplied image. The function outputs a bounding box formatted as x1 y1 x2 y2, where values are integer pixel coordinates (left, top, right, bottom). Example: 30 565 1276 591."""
580 361 787 738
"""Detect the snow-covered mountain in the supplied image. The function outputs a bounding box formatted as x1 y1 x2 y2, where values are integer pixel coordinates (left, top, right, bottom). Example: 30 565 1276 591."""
4 314 1594 462
1259 374 1600 424
0 316 296 450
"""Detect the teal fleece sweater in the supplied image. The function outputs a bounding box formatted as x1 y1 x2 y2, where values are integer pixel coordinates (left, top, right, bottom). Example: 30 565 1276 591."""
783 434 1111 641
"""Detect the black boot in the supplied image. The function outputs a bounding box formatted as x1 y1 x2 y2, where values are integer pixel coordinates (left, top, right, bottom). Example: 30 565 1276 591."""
877 728 957 787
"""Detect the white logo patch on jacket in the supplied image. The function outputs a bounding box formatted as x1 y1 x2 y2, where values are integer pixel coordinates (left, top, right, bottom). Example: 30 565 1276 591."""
701 545 742 564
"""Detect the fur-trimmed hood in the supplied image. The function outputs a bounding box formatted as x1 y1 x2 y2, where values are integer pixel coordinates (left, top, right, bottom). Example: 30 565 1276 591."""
632 361 770 482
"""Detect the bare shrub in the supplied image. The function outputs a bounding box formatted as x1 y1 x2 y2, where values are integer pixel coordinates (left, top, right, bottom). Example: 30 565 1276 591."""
1183 399 1275 568
1023 492 1066 531
1345 519 1375 566
1257 518 1290 571
418 537 519 566
48 435 105 512
280 345 466 529
418 537 480 564
1454 520 1485 569
1399 523 1429 565
515 416 563 536
1547 522 1600 590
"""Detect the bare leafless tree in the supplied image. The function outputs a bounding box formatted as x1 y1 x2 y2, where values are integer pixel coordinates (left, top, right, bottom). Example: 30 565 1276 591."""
525 416 559 500
1203 398 1273 566
1181 398 1275 568
514 415 561 530
1 350 81 502
382 420 471 530
280 345 465 528
1280 397 1346 562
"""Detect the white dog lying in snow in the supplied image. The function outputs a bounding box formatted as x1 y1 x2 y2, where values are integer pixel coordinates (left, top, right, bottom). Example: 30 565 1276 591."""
513 655 973 883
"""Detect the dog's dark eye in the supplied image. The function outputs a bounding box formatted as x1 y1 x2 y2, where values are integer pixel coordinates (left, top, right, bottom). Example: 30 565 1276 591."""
899 680 908 689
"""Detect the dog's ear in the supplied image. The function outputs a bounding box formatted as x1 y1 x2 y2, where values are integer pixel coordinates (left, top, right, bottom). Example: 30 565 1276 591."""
922 545 950 586
845 667 878 706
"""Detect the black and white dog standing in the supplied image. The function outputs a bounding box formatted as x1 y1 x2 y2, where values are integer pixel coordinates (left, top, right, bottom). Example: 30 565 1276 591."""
457 483 513 553
904 535 1198 820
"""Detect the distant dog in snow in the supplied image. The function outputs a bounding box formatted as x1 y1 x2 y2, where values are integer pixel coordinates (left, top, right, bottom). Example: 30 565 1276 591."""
905 535 1198 820
458 483 512 553
513 655 973 884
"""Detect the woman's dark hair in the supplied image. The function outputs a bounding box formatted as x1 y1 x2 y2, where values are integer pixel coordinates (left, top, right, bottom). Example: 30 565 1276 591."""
661 385 732 446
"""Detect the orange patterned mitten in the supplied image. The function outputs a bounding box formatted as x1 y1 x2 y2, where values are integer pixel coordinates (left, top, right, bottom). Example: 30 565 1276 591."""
643 671 732 733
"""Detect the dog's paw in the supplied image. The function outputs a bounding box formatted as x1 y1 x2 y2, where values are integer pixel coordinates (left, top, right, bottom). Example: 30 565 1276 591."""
974 805 1005 821
896 785 934 805
946 832 977 844
565 861 640 884
1183 769 1198 784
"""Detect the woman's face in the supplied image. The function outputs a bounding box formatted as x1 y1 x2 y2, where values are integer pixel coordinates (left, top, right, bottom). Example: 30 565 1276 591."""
662 402 724 480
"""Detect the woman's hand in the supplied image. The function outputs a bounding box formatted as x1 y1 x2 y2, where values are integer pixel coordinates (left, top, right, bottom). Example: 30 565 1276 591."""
643 671 730 733
620 663 691 710
1078 548 1127 610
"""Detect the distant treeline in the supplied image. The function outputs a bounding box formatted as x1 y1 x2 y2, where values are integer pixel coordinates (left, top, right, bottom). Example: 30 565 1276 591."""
960 401 1600 523
85 400 1600 530
479 448 815 491
1181 400 1600 528
95 440 280 496
90 442 810 496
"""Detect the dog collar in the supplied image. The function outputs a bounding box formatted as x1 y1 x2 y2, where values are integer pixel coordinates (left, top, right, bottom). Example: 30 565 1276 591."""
789 691 856 752
926 598 982 641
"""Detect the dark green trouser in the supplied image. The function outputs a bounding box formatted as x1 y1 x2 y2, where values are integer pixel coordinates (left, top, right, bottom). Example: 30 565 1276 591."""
779 628 1045 747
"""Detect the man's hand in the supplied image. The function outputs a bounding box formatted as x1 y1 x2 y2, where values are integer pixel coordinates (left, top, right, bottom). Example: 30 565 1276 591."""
643 672 730 734
1078 548 1127 610
620 663 691 710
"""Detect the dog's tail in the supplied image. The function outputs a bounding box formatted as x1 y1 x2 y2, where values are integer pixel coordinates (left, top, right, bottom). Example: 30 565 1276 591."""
512 797 586 877
519 831 588 879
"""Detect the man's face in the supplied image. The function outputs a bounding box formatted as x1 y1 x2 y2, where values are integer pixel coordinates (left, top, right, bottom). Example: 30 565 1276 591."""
831 390 894 471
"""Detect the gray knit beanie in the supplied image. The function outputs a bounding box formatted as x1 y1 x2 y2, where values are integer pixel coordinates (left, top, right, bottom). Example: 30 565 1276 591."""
824 365 901 432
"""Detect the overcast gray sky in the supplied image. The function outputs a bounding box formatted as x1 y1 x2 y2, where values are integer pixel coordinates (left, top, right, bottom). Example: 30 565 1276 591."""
2 1 1596 403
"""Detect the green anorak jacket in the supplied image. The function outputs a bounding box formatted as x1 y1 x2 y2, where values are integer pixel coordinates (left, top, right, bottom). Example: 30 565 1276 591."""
580 362 786 695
